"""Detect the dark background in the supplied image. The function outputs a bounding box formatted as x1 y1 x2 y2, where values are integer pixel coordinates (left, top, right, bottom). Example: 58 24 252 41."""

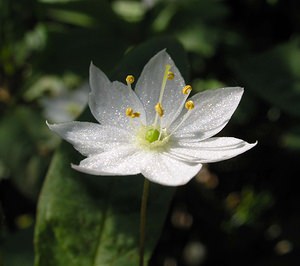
1 0 300 265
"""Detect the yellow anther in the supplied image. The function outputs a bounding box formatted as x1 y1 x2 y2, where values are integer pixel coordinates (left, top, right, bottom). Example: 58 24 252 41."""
155 102 164 117
126 75 135 84
182 85 192 95
126 107 133 117
126 107 140 118
185 100 195 110
131 112 140 118
167 71 174 80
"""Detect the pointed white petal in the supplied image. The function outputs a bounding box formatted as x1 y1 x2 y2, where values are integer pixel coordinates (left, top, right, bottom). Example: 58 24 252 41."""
89 63 146 131
169 137 257 163
172 87 244 141
47 121 131 156
140 152 202 186
135 50 186 127
72 145 141 175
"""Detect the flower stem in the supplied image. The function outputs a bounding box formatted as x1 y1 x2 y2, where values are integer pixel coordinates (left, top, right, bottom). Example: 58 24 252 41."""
139 178 150 266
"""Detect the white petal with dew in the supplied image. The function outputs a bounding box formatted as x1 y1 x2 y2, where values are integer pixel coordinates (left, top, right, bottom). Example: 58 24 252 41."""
169 137 257 163
140 152 202 186
72 144 141 175
47 121 132 156
172 87 244 141
135 50 186 127
89 63 146 131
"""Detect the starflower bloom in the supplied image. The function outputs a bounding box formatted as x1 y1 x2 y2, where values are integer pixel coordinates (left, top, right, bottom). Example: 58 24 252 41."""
48 50 256 186
41 83 89 123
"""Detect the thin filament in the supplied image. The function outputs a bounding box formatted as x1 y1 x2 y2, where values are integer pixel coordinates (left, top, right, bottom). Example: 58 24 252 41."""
153 64 171 127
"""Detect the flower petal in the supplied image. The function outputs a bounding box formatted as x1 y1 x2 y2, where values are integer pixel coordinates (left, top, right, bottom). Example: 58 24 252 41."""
72 145 141 176
140 152 202 186
172 87 244 141
47 121 132 156
169 137 257 163
135 50 186 127
89 63 146 131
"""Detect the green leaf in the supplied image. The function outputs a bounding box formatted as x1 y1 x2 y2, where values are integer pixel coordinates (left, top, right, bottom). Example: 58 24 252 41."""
34 145 174 266
230 39 300 117
34 38 188 265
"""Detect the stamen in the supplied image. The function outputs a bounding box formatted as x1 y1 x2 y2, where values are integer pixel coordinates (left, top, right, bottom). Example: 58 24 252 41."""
126 75 135 95
182 85 192 95
185 100 194 110
155 102 164 117
165 85 193 129
167 71 174 80
126 75 135 85
153 64 171 127
126 107 133 117
158 65 171 104
168 100 196 137
126 107 140 118
131 112 140 118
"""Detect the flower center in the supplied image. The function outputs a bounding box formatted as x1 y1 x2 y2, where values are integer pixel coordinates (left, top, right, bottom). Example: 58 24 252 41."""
136 126 169 151
124 65 196 150
145 128 160 143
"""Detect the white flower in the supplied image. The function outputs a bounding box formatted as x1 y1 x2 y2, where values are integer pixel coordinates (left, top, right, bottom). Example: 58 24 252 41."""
41 83 89 123
48 50 256 186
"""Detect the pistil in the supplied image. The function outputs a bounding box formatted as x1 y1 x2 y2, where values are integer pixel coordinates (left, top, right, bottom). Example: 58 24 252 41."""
145 128 160 143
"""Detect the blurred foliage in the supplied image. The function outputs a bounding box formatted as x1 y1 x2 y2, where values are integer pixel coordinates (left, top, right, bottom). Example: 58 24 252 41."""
224 187 273 229
1 0 300 265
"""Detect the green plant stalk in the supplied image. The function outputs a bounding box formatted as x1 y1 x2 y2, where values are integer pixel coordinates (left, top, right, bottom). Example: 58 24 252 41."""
139 178 150 266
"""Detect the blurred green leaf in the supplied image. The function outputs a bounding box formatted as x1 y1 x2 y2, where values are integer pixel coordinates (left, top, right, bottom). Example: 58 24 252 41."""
35 0 131 75
34 38 188 265
0 106 53 198
112 0 147 22
226 187 273 228
230 39 300 117
281 126 300 150
34 145 174 266
152 0 229 57
169 0 229 24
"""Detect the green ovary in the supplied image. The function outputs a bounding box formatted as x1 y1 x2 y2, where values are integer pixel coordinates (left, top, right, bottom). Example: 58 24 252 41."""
145 128 160 143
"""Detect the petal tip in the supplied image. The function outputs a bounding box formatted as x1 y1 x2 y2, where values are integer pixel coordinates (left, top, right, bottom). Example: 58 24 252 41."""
237 86 244 94
237 86 244 91
71 163 79 170
71 163 89 174
46 120 55 130
251 140 258 147
89 61 97 73
152 48 172 63
228 86 244 94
